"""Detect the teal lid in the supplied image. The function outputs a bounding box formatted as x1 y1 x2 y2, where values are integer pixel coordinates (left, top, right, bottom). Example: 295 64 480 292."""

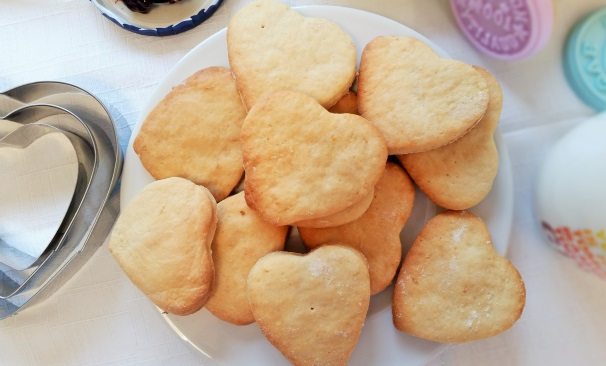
564 7 606 111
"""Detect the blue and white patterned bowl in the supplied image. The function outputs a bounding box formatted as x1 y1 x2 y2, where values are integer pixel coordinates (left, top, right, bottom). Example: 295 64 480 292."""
90 0 223 36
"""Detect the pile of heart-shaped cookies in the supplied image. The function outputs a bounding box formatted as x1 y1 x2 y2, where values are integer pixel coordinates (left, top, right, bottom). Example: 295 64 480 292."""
109 1 526 365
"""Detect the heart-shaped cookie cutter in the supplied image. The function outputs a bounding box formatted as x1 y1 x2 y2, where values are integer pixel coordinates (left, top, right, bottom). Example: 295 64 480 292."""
0 81 123 318
0 106 98 300
0 123 92 271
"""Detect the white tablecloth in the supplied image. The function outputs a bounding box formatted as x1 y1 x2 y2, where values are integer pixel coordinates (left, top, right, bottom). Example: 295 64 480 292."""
1 1 605 365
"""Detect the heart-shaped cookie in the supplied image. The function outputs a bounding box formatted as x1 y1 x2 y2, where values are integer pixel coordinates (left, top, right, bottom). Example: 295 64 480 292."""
299 162 415 294
205 192 288 325
134 66 247 202
0 126 78 270
293 187 374 229
247 244 370 366
393 211 525 343
227 0 357 110
328 91 358 115
358 36 489 154
241 90 388 226
398 66 502 210
109 177 217 316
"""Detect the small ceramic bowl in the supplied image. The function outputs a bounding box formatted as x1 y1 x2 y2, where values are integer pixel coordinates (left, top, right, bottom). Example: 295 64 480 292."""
90 0 223 36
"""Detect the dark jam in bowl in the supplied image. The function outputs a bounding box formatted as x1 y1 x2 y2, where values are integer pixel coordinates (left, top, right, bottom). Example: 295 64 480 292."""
121 0 181 14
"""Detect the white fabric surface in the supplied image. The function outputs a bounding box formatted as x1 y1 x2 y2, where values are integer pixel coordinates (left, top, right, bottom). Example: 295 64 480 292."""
1 0 605 365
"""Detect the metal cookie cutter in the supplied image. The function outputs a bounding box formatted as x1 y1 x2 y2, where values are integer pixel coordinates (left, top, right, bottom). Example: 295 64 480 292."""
0 82 123 318
0 105 101 315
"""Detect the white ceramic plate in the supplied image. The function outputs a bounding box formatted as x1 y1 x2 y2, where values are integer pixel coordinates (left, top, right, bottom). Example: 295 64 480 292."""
120 5 514 366
90 0 223 36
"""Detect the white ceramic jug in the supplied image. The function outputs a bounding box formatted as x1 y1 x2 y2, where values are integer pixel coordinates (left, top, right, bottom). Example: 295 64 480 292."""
535 112 606 279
